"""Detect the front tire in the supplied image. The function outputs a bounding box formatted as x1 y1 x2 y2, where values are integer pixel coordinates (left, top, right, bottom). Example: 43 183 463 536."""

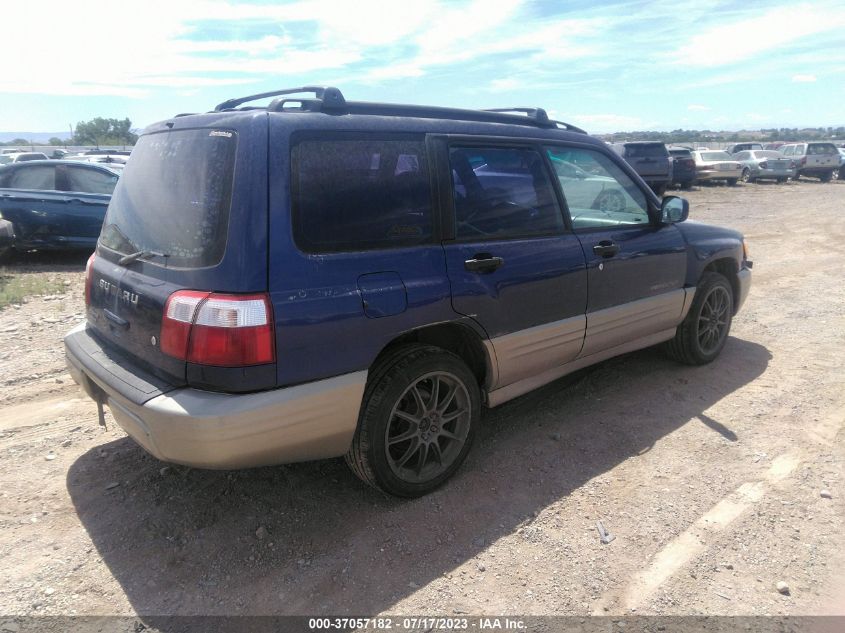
740 169 751 183
665 272 734 365
345 345 480 497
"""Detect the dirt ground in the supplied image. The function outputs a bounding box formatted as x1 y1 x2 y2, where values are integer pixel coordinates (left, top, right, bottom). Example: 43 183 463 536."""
0 179 843 621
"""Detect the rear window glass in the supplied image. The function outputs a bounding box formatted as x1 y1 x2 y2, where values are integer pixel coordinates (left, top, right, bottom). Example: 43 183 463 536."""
700 152 732 161
669 149 691 158
625 144 667 158
755 151 784 159
99 129 236 268
292 138 433 253
807 143 837 155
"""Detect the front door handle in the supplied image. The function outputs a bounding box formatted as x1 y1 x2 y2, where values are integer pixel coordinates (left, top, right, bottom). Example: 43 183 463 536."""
593 241 619 258
464 255 504 273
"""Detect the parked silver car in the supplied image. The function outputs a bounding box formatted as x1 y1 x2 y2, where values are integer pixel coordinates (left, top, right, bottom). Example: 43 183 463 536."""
734 150 794 183
691 150 743 185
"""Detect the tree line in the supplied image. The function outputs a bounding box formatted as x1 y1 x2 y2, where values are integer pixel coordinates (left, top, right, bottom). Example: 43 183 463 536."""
598 127 845 143
1 117 139 147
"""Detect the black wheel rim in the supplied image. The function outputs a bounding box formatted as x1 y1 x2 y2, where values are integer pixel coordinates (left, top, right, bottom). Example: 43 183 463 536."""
697 286 731 354
385 371 471 484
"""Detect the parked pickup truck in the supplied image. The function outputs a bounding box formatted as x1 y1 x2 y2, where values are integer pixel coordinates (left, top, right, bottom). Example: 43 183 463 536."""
0 160 119 258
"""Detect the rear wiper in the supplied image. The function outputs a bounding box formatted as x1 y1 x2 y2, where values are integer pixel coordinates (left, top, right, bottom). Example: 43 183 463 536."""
117 250 169 266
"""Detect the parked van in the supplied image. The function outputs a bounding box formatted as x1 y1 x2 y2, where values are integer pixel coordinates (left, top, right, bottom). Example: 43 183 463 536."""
779 142 840 181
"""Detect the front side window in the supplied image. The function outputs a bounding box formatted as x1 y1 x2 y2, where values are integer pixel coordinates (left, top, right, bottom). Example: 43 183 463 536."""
546 146 649 230
292 138 432 253
449 146 562 240
63 166 119 195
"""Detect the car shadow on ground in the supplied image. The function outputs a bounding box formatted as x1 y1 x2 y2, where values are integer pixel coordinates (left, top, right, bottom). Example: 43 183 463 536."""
0 249 89 272
66 337 771 623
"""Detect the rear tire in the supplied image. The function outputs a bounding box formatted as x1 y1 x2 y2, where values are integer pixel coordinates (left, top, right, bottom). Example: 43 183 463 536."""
345 345 480 497
727 178 738 186
777 177 787 184
820 171 833 182
740 169 751 183
665 272 734 365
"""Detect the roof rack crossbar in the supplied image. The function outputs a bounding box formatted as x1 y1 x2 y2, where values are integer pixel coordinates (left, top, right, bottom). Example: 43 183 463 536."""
214 86 346 112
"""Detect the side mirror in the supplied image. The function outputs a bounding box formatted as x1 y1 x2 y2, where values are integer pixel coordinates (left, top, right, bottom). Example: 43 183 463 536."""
660 196 689 224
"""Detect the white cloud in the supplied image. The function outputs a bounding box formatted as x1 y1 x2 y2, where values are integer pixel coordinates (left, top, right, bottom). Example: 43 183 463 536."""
671 4 845 67
791 74 817 82
687 104 710 111
489 78 522 92
569 113 646 132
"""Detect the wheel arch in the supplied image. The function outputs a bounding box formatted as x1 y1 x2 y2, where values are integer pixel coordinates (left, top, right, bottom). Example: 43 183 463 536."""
702 257 741 314
371 321 493 391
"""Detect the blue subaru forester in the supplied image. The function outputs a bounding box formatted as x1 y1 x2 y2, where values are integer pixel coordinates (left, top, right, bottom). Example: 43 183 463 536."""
64 87 751 497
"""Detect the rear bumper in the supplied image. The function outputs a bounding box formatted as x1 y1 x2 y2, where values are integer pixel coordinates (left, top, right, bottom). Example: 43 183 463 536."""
696 169 742 181
736 267 752 313
64 323 367 469
750 168 794 179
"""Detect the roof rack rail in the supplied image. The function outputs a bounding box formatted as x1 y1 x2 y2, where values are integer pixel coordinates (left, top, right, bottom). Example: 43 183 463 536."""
211 86 586 133
483 108 586 134
214 86 346 112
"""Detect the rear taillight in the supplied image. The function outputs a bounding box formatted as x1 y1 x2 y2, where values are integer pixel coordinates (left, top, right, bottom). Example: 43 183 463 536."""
161 291 275 367
84 253 96 306
799 156 807 166
760 161 768 169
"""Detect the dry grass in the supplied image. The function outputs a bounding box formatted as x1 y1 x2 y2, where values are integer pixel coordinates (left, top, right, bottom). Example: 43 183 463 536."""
0 269 66 310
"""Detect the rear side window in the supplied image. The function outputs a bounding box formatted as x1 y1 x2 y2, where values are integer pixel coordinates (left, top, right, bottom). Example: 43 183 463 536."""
100 129 236 268
1 165 56 190
625 143 667 158
449 146 563 240
292 138 432 253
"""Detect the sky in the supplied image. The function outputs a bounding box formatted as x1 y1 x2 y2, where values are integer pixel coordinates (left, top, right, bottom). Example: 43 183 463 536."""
1 0 843 135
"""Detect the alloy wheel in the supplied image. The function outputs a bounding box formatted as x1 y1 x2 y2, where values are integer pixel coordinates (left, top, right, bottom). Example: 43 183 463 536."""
385 371 472 484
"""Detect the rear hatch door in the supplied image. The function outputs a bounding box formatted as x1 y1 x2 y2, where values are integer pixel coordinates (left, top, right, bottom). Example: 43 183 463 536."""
87 119 268 385
625 143 670 178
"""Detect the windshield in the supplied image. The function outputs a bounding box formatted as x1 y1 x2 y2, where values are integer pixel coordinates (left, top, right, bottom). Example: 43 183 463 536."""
99 129 236 268
700 151 733 161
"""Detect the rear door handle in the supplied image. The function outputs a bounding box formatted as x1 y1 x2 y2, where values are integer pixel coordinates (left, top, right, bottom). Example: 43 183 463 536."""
464 255 504 273
593 241 619 258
